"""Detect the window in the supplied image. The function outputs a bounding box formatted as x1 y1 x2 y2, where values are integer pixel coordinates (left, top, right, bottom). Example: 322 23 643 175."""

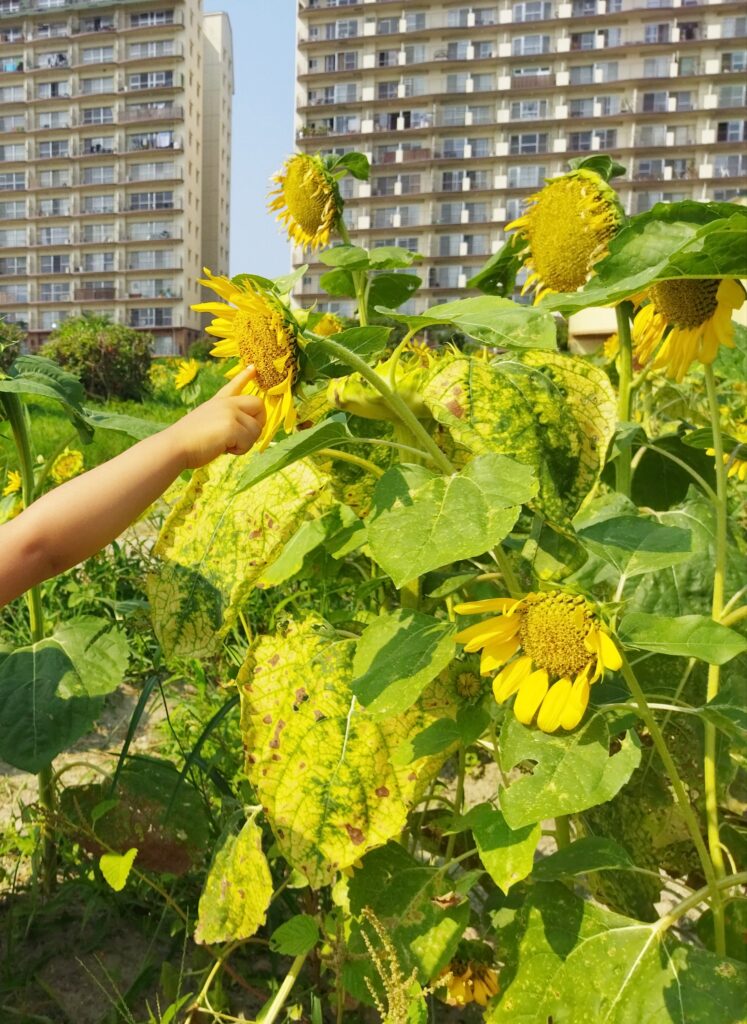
82 46 114 63
0 144 24 161
376 17 399 34
642 90 668 112
469 137 492 157
572 0 598 14
596 61 619 82
472 74 495 92
470 105 493 124
571 31 596 50
38 226 70 245
128 191 175 211
38 197 70 216
78 280 115 300
714 154 747 177
404 44 427 65
81 76 114 94
0 171 24 190
0 283 26 302
0 87 23 103
36 50 70 69
441 105 467 127
372 174 396 196
513 1 551 21
40 310 71 330
644 56 670 77
376 50 397 67
38 139 68 159
722 17 747 38
82 252 115 272
644 23 670 44
78 15 113 32
39 254 69 273
127 278 176 298
598 95 621 115
446 73 469 94
377 81 398 100
128 40 176 59
82 223 115 243
677 20 699 41
130 9 175 27
128 250 177 270
0 114 24 132
569 97 594 118
447 7 470 27
677 56 698 76
127 131 176 151
82 106 113 125
38 169 69 188
0 199 25 219
404 11 426 30
509 99 548 120
37 80 70 99
82 194 115 214
717 120 747 143
443 138 466 158
509 132 548 154
722 51 747 73
508 165 545 188
130 308 173 327
672 90 692 111
442 170 465 192
474 7 498 26
38 110 69 129
82 165 115 185
0 256 26 275
569 64 594 85
513 35 550 56
128 71 174 90
0 228 26 246
83 135 115 154
719 84 746 107
128 161 176 181
569 131 594 151
399 173 421 194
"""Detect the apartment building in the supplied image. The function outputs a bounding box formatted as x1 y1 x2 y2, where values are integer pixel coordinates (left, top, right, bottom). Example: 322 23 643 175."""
0 0 233 354
294 0 747 314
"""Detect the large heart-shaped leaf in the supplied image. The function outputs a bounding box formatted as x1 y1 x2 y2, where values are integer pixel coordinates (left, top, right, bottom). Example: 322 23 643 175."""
487 883 747 1023
0 355 92 442
148 456 334 661
618 613 747 665
366 454 537 588
238 617 457 887
461 803 541 893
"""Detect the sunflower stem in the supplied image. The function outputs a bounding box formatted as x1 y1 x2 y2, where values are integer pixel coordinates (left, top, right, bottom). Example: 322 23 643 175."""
335 215 369 326
317 447 384 478
555 816 571 850
618 649 725 954
702 364 729 945
614 301 634 498
0 393 57 895
311 335 455 475
257 952 308 1024
492 546 522 600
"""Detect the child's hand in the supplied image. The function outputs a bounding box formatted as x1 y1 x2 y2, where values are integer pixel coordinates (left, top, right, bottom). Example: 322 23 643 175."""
166 366 267 469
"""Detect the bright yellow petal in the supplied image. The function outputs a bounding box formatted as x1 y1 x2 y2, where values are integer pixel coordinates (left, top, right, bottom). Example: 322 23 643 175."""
454 598 521 615
597 629 622 671
480 636 520 675
493 655 533 702
536 678 573 733
513 669 549 725
560 674 591 731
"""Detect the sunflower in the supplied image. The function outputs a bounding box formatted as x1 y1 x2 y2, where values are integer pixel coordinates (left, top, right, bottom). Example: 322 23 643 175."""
269 153 342 250
707 424 747 482
506 168 623 302
455 590 621 733
631 278 745 383
2 469 21 497
174 358 199 390
192 268 298 450
51 448 84 485
437 962 499 1007
313 312 345 337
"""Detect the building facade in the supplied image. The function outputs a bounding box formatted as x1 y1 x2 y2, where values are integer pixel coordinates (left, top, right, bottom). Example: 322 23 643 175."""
294 0 747 314
0 0 233 354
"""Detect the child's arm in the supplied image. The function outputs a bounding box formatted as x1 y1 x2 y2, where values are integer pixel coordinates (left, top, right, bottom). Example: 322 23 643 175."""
0 366 265 607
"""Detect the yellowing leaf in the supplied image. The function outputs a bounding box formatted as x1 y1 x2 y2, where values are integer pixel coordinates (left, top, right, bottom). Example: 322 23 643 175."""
100 847 138 892
148 456 334 661
195 821 273 945
239 617 456 887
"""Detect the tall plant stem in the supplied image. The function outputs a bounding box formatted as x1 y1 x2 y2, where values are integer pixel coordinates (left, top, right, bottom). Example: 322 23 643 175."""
619 650 725 954
257 952 309 1024
492 546 522 600
555 816 571 850
0 393 56 893
312 335 455 475
336 216 368 326
614 301 634 497
703 365 729 912
317 447 384 478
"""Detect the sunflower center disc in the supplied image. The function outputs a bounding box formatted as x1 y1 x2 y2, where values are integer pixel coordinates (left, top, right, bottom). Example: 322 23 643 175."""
649 278 719 329
233 309 292 391
519 592 593 678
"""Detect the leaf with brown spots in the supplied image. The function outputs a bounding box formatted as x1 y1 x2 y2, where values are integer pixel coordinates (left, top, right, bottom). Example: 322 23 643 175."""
239 617 457 887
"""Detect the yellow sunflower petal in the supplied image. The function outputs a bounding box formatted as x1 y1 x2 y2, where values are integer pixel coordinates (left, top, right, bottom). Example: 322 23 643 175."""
560 673 591 731
536 677 573 734
513 669 549 725
493 655 533 702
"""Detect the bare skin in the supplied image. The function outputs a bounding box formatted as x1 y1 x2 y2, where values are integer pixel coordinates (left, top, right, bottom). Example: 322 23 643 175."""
0 365 265 607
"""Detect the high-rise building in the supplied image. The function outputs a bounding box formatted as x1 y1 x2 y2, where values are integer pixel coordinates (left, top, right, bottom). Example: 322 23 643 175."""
0 0 233 354
293 0 747 315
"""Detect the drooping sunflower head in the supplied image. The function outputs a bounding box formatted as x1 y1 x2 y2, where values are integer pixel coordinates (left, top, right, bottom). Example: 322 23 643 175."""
2 469 21 497
51 448 84 485
507 168 623 302
313 311 345 337
327 338 441 422
455 590 622 733
437 960 499 1008
193 268 300 450
632 277 745 382
707 423 747 483
174 358 199 390
269 153 342 251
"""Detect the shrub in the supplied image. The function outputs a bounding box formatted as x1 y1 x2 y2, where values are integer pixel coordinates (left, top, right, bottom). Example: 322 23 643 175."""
187 336 214 361
41 314 153 401
0 319 26 373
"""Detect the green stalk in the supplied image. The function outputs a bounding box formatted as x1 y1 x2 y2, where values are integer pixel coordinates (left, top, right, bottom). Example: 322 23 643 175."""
257 952 309 1024
317 447 384 478
555 816 571 850
0 394 56 893
336 215 368 326
614 301 634 497
655 871 747 937
703 366 728 906
618 650 725 954
312 334 455 475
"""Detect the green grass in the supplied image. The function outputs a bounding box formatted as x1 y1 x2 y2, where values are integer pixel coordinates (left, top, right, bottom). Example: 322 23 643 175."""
1 361 229 479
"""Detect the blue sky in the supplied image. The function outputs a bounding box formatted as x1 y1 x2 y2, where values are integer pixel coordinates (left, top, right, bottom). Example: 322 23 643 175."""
203 0 296 278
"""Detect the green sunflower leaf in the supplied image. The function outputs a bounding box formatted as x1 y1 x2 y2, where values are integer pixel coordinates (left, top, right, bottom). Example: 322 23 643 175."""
269 915 320 956
330 151 370 181
0 355 93 443
567 154 627 181
618 613 747 665
576 514 694 578
422 353 616 525
234 415 350 489
461 803 541 893
195 820 273 946
368 272 422 312
366 454 537 588
532 836 636 881
486 882 747 1023
238 617 458 887
499 715 641 829
148 456 334 661
351 609 456 716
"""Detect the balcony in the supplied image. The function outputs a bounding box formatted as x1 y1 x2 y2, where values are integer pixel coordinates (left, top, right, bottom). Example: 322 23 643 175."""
120 104 183 124
0 57 23 72
75 286 116 300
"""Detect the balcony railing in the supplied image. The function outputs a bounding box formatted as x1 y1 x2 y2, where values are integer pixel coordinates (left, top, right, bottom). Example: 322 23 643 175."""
75 287 116 300
120 105 183 123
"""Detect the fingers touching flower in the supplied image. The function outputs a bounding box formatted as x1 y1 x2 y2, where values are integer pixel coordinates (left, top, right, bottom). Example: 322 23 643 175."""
455 591 621 733
51 448 84 485
269 153 342 251
193 269 299 451
632 278 745 382
2 469 21 497
507 168 623 302
174 358 200 391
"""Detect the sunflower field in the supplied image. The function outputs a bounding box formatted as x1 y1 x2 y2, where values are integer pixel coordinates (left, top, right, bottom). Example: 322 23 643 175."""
1 152 746 1023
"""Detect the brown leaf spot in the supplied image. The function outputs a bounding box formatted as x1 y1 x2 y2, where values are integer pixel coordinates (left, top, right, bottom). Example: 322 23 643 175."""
375 786 389 798
407 772 417 781
446 399 464 418
344 823 365 846
263 714 273 725
268 654 280 667
269 718 286 750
